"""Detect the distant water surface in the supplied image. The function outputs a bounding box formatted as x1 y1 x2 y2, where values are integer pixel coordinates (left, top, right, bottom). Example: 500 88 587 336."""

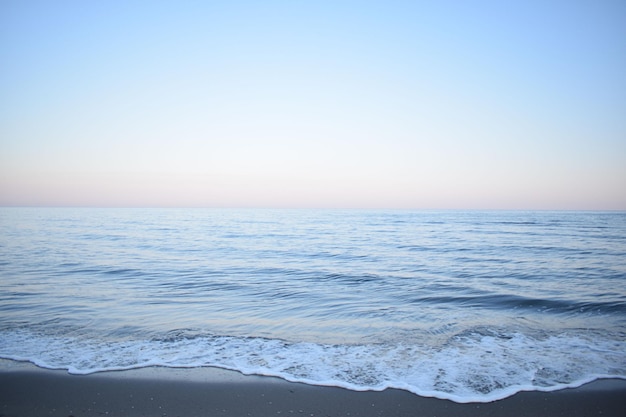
1 208 625 402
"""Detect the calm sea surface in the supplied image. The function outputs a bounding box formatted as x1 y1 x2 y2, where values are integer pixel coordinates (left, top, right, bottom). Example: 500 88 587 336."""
1 208 625 402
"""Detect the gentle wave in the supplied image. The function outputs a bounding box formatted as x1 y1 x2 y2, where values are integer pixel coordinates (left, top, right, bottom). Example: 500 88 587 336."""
1 326 624 403
410 293 626 315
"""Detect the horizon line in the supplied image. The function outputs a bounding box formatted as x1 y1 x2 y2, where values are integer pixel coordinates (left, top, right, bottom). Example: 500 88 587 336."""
1 204 625 212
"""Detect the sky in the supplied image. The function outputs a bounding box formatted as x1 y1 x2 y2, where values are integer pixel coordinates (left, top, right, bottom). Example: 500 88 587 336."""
1 0 625 209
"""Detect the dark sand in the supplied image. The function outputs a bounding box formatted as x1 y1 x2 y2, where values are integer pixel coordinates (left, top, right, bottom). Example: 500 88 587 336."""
1 362 625 417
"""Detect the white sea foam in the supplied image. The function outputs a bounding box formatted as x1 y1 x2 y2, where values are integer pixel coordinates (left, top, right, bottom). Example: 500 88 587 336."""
1 327 624 403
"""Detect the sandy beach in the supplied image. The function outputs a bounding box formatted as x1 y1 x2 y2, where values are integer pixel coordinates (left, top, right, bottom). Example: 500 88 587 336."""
1 361 625 417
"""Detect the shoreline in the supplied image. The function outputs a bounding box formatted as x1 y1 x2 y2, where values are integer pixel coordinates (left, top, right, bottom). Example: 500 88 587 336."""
1 360 626 417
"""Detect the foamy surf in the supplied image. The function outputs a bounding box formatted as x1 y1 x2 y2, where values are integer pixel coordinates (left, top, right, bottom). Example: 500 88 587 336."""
1 326 624 403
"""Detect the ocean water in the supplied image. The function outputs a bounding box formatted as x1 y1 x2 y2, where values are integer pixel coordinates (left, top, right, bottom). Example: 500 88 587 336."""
0 208 625 402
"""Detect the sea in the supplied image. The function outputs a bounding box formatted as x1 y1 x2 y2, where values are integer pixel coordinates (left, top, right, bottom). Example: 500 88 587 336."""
0 207 625 403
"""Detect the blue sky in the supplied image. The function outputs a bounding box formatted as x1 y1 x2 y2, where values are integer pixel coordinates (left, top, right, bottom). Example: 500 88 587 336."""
1 0 625 209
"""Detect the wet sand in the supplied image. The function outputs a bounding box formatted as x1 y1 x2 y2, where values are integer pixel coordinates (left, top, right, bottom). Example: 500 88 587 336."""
1 361 625 417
